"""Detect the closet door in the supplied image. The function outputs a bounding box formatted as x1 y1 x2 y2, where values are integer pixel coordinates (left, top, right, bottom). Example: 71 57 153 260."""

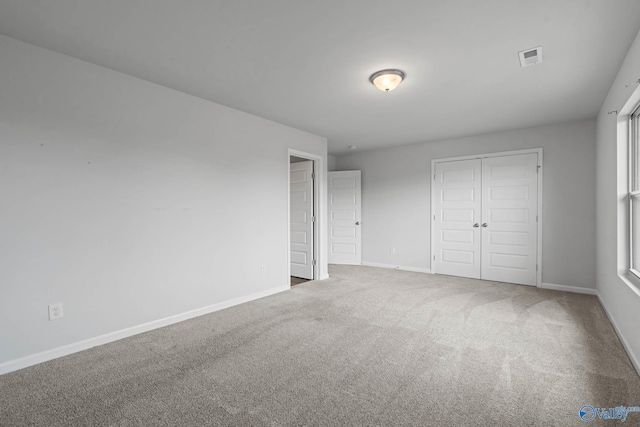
481 153 538 286
433 159 482 279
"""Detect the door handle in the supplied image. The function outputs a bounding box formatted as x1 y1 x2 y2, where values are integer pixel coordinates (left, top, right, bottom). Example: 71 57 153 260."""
482 223 488 227
355 221 360 225
473 223 479 227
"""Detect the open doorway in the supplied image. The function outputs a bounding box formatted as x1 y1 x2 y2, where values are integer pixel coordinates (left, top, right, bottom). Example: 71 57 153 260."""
289 153 318 287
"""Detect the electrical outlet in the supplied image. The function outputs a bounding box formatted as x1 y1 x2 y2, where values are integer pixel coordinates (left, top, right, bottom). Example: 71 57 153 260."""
261 265 267 274
390 247 396 255
48 303 63 321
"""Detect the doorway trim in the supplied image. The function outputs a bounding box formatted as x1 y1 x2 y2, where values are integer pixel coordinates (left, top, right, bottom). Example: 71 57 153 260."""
430 148 543 287
288 149 327 287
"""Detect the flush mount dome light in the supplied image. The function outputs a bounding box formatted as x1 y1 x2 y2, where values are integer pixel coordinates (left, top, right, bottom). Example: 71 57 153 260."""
369 69 405 92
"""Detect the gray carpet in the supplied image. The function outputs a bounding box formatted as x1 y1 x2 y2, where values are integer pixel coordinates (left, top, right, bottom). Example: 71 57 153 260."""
1 265 639 426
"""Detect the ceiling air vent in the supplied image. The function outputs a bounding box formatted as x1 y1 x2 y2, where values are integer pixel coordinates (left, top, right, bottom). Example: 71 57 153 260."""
518 46 543 67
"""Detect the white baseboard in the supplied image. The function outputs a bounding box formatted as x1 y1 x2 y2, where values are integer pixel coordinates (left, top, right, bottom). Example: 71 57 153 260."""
597 294 640 378
362 261 432 274
540 282 598 295
0 285 289 376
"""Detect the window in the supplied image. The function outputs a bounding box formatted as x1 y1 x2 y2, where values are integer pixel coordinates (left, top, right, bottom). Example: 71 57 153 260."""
630 105 640 277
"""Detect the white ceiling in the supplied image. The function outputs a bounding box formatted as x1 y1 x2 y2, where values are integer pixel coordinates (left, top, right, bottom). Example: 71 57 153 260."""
1 1 639 154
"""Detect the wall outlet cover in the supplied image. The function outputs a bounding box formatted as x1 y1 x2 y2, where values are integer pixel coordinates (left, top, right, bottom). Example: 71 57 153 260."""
48 303 63 320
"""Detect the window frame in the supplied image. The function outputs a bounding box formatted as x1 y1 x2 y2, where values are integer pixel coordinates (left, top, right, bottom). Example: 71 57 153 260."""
629 104 640 279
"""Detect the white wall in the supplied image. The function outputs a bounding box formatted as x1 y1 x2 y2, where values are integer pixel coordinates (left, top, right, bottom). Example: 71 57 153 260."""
336 119 597 289
596 28 640 373
328 154 337 171
0 35 327 369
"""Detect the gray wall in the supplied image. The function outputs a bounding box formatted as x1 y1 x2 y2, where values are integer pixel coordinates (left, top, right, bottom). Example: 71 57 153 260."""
336 118 597 289
327 154 337 171
596 28 640 372
0 35 327 368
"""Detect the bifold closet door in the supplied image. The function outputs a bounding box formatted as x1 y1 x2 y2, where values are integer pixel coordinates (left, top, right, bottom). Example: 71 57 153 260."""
432 159 482 279
481 153 538 286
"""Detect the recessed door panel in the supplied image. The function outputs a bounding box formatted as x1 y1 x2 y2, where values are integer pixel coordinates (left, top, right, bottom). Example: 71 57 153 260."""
331 193 357 206
442 230 474 243
442 188 475 202
332 177 356 188
442 249 475 265
291 251 307 265
489 231 528 246
290 190 307 203
291 210 307 224
290 170 308 184
490 209 529 223
332 243 357 254
442 209 475 222
489 253 528 270
489 185 529 201
442 167 476 183
331 209 356 221
291 231 307 244
489 164 529 179
332 227 356 238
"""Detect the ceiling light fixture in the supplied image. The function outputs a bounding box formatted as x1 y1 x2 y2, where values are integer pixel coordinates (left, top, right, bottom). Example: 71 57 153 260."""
369 69 405 92
348 145 357 150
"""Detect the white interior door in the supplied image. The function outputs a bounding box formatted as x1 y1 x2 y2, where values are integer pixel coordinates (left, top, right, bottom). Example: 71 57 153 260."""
433 159 482 279
328 171 361 265
290 160 314 279
481 153 538 286
432 153 539 286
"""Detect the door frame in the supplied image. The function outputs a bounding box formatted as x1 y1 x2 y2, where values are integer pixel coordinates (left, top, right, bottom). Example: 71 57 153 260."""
288 149 326 286
430 148 543 287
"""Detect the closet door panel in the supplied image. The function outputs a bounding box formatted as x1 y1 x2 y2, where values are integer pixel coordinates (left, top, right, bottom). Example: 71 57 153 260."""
433 159 482 279
481 153 538 286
